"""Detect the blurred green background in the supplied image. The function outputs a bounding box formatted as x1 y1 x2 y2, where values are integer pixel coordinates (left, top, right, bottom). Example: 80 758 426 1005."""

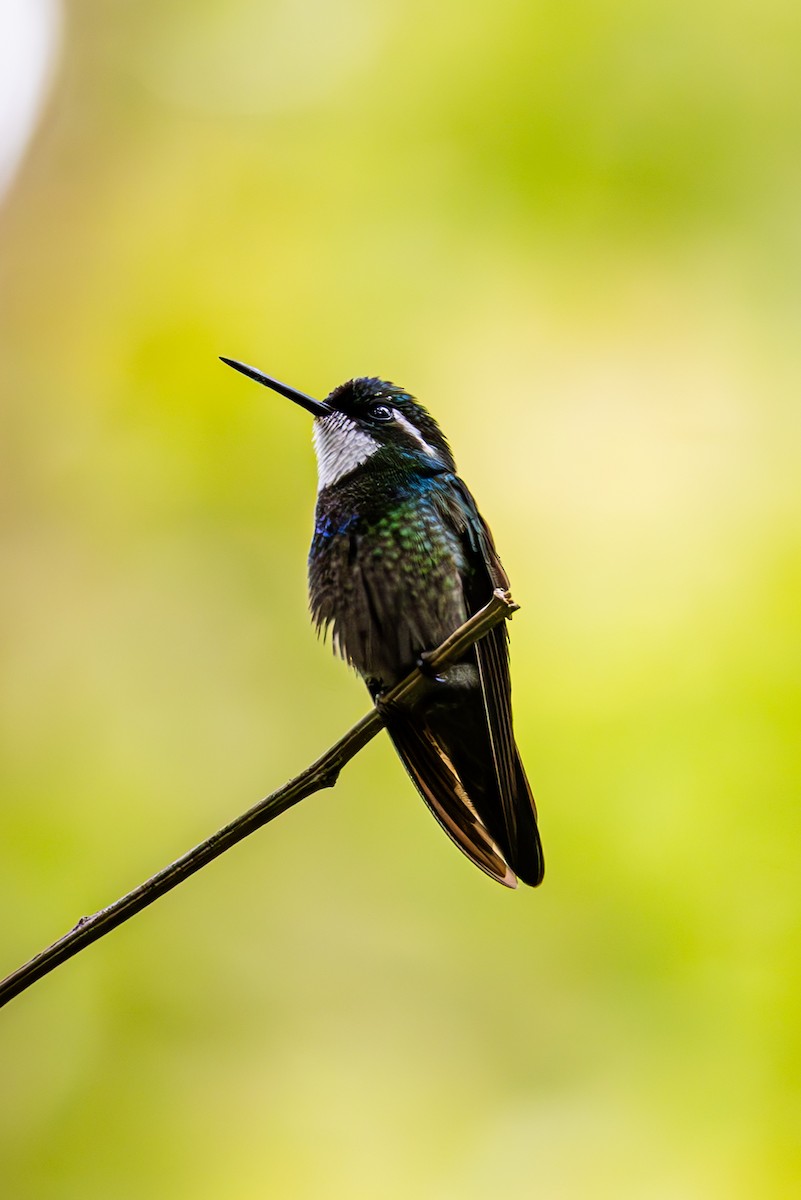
1 2 800 1196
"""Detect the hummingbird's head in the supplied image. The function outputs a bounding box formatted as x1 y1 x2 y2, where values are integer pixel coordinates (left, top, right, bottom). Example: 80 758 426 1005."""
220 359 455 490
313 376 455 490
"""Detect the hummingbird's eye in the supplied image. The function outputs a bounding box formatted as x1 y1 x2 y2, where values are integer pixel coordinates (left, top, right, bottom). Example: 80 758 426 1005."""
368 402 394 422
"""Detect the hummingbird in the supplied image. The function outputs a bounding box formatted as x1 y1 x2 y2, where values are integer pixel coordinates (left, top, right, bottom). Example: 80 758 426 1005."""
221 357 544 889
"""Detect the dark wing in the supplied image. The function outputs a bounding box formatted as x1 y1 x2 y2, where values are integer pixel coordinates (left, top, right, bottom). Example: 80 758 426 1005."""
432 477 544 887
385 715 518 888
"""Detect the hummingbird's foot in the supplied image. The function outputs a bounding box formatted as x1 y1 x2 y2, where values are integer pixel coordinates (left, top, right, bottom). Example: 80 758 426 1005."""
416 650 446 684
373 690 406 724
365 677 404 723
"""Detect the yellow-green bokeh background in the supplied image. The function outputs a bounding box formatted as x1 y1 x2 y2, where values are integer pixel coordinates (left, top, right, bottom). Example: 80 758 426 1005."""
2 3 800 1196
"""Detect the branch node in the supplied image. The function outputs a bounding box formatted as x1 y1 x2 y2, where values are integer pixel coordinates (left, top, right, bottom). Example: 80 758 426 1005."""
493 587 520 617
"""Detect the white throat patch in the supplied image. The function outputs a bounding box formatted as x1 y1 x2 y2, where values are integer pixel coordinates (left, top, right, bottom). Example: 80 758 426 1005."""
313 412 380 491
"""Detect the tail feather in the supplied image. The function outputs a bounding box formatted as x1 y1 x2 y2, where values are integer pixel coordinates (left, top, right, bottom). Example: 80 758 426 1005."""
385 673 544 888
387 717 518 888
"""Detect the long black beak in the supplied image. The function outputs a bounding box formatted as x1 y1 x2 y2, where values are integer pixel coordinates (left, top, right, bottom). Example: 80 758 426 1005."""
220 357 332 418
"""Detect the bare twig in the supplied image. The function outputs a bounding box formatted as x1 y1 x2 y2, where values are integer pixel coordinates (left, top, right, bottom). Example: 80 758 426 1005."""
0 590 519 1010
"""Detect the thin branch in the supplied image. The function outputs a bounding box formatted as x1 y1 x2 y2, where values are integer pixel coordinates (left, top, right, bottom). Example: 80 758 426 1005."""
0 589 519 1010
